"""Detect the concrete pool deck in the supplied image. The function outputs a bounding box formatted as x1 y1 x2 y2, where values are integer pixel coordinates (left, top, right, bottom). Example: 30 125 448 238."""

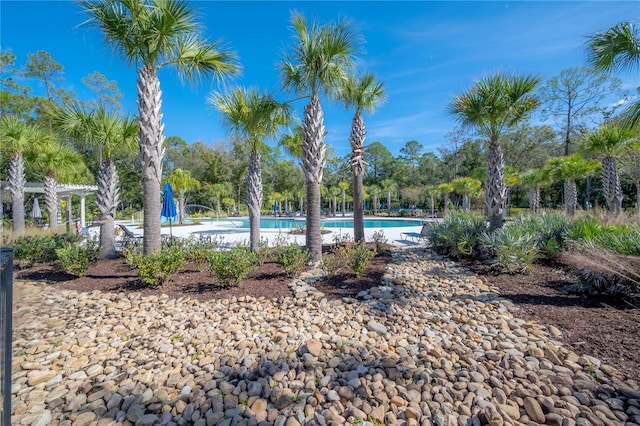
115 216 431 249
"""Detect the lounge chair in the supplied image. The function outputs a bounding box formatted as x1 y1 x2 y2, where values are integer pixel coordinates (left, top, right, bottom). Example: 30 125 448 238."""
116 224 143 250
401 222 431 244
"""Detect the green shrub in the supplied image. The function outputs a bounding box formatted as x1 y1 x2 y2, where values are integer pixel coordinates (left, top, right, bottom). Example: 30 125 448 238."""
569 218 640 256
14 233 82 266
55 239 101 276
371 230 388 255
272 242 310 277
346 243 375 278
514 212 572 261
428 211 487 258
136 247 186 286
480 225 540 274
208 246 257 286
321 253 342 278
184 239 217 271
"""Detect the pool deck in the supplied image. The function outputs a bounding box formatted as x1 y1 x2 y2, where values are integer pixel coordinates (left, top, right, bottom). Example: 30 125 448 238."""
115 216 431 248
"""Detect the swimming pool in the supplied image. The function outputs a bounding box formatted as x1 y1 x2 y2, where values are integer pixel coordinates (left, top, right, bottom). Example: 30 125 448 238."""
206 217 424 229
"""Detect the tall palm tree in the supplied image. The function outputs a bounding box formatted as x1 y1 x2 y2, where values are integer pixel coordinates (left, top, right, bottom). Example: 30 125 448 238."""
338 181 349 217
80 0 239 254
518 168 551 214
210 87 290 251
546 155 599 216
583 124 633 216
280 11 359 263
339 73 385 241
34 140 87 229
451 177 482 213
0 117 48 234
449 73 541 229
368 184 381 216
381 179 397 217
207 182 232 219
166 168 200 224
586 22 640 128
423 185 438 217
50 104 137 258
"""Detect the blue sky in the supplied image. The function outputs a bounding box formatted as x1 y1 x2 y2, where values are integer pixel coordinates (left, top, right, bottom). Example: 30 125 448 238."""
2 1 639 158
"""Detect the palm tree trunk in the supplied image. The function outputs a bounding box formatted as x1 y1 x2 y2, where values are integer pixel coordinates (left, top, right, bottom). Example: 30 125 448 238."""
9 153 26 234
299 196 304 214
353 175 364 242
332 195 337 217
602 157 622 216
430 196 435 217
96 159 119 259
341 189 346 217
44 173 58 229
373 194 378 216
350 109 367 240
302 95 327 264
387 191 391 217
462 193 470 212
247 150 262 252
444 194 450 214
565 180 577 217
137 64 165 255
529 187 537 214
485 139 507 230
178 192 185 224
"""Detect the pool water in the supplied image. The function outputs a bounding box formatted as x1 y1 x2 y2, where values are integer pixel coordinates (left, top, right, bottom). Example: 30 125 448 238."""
207 217 423 229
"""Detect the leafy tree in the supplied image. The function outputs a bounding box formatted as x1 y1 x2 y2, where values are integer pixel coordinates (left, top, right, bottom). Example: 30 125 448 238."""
50 103 138 257
439 136 486 182
364 141 395 185
583 124 633 216
339 72 385 241
0 52 35 119
586 22 640 128
546 155 599 216
82 71 123 112
449 73 541 229
279 11 359 263
166 168 201 224
210 87 290 251
0 117 48 234
539 67 622 155
81 0 239 254
451 177 482 212
501 125 561 171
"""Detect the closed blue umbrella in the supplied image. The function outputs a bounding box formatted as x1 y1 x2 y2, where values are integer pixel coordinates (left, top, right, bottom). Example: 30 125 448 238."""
161 182 177 239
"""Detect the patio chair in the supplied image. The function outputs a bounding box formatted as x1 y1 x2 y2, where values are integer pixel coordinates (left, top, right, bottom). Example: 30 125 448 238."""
116 224 143 250
401 222 432 244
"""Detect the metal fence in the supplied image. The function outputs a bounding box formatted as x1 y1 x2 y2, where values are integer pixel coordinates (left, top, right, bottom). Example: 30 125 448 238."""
0 247 12 426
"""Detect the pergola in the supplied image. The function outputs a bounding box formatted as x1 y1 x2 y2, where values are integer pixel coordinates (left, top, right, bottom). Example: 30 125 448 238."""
0 181 98 231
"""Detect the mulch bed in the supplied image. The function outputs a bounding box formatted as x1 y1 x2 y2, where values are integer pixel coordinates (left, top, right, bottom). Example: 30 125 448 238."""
13 247 640 380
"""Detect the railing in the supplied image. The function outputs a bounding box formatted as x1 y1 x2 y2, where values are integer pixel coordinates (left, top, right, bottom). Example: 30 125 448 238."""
0 247 13 426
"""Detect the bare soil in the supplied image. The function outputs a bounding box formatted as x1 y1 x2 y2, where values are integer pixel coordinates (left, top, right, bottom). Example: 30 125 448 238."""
14 248 640 380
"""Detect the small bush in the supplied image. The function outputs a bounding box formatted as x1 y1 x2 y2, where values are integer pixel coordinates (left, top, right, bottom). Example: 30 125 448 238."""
208 246 257 286
184 239 217 271
321 252 345 278
429 211 487 259
14 233 82 266
346 243 375 278
55 239 101 276
480 226 540 274
136 247 186 286
272 242 310 277
371 230 388 255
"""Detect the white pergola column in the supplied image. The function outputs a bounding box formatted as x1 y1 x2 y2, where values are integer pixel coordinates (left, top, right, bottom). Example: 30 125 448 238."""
80 195 86 228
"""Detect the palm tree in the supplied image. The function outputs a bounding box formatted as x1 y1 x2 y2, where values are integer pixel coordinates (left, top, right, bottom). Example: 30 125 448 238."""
166 168 200 225
80 0 239 254
586 22 640 128
338 181 350 217
583 124 633 216
437 182 454 215
368 184 381 216
210 87 290 251
0 117 48 234
449 73 541 229
50 104 137 258
207 182 232 219
280 11 359 263
546 155 599 216
339 73 385 241
381 179 397 217
518 168 551 214
423 185 438 217
619 140 640 219
451 177 482 213
34 140 87 229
